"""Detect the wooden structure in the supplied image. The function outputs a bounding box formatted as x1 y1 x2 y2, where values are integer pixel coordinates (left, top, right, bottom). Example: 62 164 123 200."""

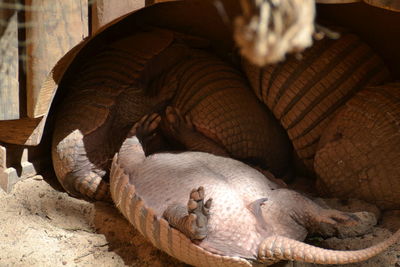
0 0 399 193
0 0 154 192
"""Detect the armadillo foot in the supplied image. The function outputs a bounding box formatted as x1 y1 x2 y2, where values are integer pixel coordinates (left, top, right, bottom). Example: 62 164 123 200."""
130 113 164 155
163 186 212 240
162 106 229 157
63 171 111 202
187 186 213 238
163 106 195 138
315 209 357 225
131 113 161 140
312 209 377 238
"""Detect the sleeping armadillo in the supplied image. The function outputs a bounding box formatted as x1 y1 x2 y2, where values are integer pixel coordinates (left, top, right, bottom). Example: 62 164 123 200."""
110 108 400 267
52 27 291 201
315 83 400 209
241 33 390 173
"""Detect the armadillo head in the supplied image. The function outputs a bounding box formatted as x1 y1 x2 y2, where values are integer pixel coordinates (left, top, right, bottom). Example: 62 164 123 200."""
257 229 400 265
233 0 315 66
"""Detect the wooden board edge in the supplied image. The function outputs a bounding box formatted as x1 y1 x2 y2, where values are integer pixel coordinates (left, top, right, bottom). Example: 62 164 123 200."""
0 116 45 145
0 145 37 193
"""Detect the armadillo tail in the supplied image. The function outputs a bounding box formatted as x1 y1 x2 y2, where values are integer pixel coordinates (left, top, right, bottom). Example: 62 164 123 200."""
258 229 400 265
63 171 111 202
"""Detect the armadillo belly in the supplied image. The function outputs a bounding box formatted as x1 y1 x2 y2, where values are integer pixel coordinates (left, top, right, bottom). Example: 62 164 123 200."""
242 33 390 173
315 83 400 209
110 154 253 267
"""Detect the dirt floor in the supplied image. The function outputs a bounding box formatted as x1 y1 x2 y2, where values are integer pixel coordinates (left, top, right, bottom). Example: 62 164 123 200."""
0 175 399 267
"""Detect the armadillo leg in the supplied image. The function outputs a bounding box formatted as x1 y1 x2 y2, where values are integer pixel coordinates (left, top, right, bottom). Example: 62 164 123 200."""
52 129 111 201
63 171 110 201
260 189 370 238
161 106 229 157
307 208 378 238
117 114 162 172
163 186 212 240
291 195 369 238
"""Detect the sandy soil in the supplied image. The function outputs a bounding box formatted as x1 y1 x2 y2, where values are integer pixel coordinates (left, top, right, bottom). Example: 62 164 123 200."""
0 175 399 267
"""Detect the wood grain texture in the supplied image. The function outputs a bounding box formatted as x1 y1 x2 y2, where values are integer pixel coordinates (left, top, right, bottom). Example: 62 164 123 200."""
0 116 45 145
0 145 36 193
8 0 234 146
25 0 88 118
0 11 19 120
91 0 145 33
317 3 400 78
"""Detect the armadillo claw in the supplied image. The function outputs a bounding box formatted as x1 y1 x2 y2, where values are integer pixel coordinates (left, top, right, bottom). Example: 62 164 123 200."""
204 198 213 218
142 113 161 133
165 106 178 125
186 186 211 239
188 199 198 210
310 209 377 238
164 106 195 136
317 209 358 226
133 113 161 141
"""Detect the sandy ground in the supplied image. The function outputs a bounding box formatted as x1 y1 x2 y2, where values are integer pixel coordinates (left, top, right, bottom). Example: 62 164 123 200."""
0 175 399 267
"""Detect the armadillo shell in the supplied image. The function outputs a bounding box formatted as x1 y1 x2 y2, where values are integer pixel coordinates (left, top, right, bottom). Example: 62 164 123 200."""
242 33 390 172
168 51 292 177
315 83 400 209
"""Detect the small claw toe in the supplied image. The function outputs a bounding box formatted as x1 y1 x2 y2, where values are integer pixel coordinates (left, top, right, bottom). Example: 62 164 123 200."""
328 210 353 222
165 106 177 124
188 199 198 211
128 123 140 137
346 213 361 222
139 114 149 124
148 115 161 132
205 198 212 209
321 217 338 225
198 186 205 198
184 114 194 128
318 210 359 226
191 190 201 201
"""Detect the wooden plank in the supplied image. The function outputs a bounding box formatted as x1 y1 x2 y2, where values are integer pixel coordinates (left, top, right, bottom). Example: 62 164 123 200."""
0 144 37 193
0 9 19 120
25 0 88 118
6 0 225 146
0 116 45 145
91 0 145 33
364 0 400 11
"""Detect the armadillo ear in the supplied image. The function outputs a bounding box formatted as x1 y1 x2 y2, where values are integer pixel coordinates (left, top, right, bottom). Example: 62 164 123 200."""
247 198 270 232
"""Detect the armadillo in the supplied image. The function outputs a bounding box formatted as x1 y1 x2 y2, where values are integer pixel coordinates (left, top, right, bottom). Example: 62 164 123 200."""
52 27 291 201
52 28 179 201
315 83 400 209
150 49 291 177
110 109 400 267
241 33 390 173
